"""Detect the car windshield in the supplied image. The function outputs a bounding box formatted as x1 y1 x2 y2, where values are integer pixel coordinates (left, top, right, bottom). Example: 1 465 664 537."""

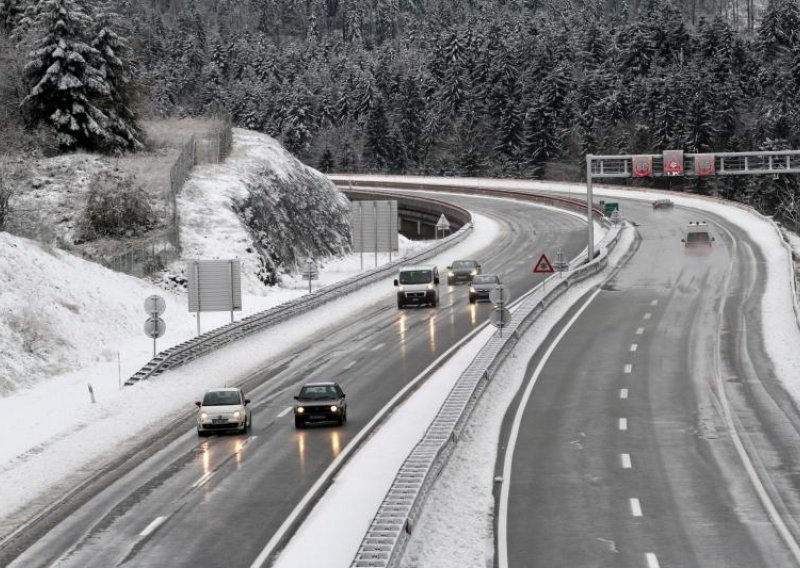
399 270 433 284
686 232 710 243
299 385 338 400
202 391 241 406
452 261 475 269
472 275 498 284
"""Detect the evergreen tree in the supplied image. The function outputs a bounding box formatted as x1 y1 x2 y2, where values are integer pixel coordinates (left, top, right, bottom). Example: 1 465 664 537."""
91 1 143 151
22 0 116 152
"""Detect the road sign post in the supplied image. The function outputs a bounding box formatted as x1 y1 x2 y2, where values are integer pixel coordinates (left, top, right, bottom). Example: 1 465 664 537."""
302 257 319 293
144 295 166 357
489 284 511 337
435 214 451 239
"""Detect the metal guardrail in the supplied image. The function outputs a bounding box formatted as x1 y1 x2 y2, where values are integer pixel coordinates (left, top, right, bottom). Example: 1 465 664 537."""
124 201 473 385
350 224 626 568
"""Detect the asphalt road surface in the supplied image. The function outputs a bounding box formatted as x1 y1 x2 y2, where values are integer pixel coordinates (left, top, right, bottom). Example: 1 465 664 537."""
501 198 800 567
3 190 587 568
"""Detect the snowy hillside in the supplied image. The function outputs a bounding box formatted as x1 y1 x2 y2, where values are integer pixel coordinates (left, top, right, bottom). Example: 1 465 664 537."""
174 128 351 293
0 128 386 394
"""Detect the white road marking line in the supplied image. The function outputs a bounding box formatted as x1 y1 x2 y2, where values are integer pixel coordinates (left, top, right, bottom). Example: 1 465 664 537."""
650 300 658 306
369 342 386 352
630 344 638 352
624 364 632 374
643 312 652 320
620 388 629 399
630 498 643 517
636 327 645 335
191 471 215 489
619 418 628 431
139 516 167 537
343 360 357 370
646 553 661 568
621 453 632 469
277 406 293 418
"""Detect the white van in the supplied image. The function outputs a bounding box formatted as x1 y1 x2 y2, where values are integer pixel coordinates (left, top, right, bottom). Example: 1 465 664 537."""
394 265 440 308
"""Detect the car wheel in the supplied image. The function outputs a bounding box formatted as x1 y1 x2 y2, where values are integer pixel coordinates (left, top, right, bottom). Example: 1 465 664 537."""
397 299 404 309
343 409 347 424
294 416 304 429
338 411 345 426
469 296 475 304
197 428 208 437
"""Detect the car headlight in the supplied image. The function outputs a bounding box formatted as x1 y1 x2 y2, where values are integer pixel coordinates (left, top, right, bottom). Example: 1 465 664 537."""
296 406 305 414
200 412 208 421
427 283 434 290
469 286 476 293
398 285 404 291
471 270 477 275
448 271 454 277
330 405 339 412
233 410 241 420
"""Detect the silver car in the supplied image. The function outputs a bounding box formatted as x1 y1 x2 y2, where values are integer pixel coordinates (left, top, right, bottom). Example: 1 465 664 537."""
469 274 501 303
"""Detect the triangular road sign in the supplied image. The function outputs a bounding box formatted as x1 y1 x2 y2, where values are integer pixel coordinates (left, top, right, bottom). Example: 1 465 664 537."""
533 254 555 273
436 214 451 230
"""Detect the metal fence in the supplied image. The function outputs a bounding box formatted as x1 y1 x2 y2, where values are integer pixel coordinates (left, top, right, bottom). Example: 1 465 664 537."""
105 114 233 276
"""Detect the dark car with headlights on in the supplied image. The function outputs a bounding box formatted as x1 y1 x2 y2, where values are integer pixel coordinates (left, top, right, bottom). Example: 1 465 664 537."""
294 382 347 428
447 259 481 285
469 274 501 303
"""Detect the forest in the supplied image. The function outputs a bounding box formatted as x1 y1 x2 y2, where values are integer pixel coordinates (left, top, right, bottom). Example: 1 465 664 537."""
2 0 800 225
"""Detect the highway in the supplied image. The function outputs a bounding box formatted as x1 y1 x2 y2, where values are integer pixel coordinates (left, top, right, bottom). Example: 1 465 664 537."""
4 191 587 567
500 198 800 567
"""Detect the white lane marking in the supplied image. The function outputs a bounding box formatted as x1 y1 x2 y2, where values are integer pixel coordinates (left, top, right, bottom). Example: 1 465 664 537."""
277 406 293 418
497 287 603 568
619 418 628 431
620 388 628 399
650 300 658 306
624 364 632 374
630 344 638 352
139 516 167 537
643 312 652 320
636 327 645 335
191 471 215 489
646 553 661 568
621 454 632 469
630 498 643 517
369 342 386 352
343 360 357 370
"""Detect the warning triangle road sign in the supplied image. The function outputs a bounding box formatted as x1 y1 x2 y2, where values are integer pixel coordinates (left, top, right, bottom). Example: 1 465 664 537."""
533 254 555 273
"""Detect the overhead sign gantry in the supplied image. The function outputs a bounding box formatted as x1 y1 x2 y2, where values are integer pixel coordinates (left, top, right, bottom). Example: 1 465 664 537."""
584 149 800 263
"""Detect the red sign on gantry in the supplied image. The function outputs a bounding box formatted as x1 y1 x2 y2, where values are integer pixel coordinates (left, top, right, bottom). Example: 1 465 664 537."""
633 156 653 177
662 150 685 176
694 154 715 176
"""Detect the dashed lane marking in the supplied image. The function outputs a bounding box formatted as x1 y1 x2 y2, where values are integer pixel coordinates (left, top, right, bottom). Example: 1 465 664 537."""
620 389 628 399
139 516 167 537
277 406 293 418
646 553 661 568
630 498 643 517
624 364 632 374
621 454 632 469
619 418 628 431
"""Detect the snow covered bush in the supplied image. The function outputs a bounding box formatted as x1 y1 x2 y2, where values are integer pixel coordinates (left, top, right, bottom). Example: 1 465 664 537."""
79 171 154 239
233 166 351 285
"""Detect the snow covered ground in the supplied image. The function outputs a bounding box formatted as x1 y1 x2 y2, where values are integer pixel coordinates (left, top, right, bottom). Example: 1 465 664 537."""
2 155 800 568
